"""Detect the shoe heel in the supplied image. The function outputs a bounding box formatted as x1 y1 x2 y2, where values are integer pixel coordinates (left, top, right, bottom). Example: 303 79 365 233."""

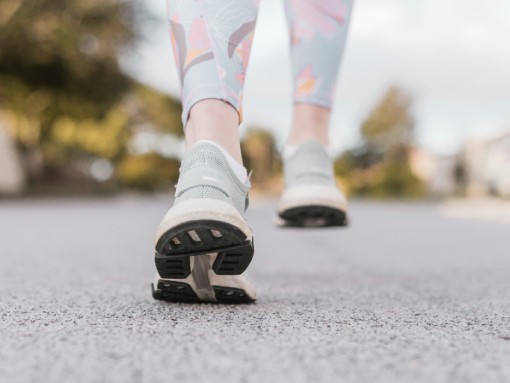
155 220 254 277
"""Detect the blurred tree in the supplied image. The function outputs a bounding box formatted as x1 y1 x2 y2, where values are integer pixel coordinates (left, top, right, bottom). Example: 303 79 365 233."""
0 0 135 126
241 127 282 189
335 87 424 198
361 86 414 162
0 0 183 191
116 153 180 191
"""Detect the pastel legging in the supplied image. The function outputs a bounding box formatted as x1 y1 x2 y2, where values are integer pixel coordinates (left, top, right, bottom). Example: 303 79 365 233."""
167 0 354 126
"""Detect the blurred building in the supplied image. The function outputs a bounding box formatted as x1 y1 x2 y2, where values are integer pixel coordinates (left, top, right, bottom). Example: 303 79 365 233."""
0 123 26 195
463 129 510 198
409 147 461 196
409 127 510 198
431 154 462 196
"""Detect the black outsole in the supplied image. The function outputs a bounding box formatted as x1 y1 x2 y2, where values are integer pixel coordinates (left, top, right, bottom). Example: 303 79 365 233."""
152 280 200 303
279 205 348 228
155 220 254 279
213 286 255 304
151 280 255 304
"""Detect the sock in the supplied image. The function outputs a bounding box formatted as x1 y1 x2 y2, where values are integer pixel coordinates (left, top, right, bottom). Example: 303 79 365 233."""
195 140 248 182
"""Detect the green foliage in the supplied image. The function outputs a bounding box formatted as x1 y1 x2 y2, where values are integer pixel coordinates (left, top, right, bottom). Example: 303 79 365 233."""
373 162 424 197
350 162 424 198
361 86 414 158
241 127 281 187
116 153 180 191
127 85 182 137
336 87 425 198
0 0 184 192
0 0 136 123
49 106 128 161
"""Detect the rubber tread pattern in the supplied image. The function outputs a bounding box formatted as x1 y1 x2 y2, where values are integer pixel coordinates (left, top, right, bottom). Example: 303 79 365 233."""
155 220 254 279
154 255 191 279
279 205 348 227
213 286 255 304
152 280 200 303
151 281 255 304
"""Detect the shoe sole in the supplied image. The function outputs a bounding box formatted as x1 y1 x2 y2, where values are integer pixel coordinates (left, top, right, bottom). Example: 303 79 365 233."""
151 254 256 304
151 279 255 304
155 219 254 279
277 185 349 228
278 205 348 227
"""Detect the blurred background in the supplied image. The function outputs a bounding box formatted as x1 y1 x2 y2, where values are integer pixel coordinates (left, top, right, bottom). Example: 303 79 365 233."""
1 0 509 199
2 4 510 380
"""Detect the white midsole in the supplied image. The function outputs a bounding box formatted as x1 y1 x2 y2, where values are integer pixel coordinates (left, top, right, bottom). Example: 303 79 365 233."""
154 198 252 247
277 184 349 213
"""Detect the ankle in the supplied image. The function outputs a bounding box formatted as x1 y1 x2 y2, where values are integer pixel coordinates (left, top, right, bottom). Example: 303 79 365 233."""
185 99 243 164
287 104 330 146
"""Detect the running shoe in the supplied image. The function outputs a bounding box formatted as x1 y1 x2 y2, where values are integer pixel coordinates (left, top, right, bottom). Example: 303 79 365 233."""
152 141 256 303
277 140 349 227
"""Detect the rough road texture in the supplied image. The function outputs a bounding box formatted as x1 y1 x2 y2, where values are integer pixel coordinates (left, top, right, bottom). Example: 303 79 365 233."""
1 197 509 383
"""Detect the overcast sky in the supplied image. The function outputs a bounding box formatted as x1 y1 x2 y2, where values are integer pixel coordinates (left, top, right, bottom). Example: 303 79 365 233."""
125 0 510 154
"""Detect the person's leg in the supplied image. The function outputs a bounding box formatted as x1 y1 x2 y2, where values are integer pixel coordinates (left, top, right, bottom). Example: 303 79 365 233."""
288 104 330 146
277 0 354 227
168 0 259 163
152 0 260 303
284 0 354 147
185 100 242 163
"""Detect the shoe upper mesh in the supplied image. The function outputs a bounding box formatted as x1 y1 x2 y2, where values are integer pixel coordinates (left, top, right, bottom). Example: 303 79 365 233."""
284 141 335 187
174 143 249 215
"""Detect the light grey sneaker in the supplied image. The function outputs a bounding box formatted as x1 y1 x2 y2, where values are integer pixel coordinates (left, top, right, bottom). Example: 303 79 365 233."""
152 141 256 303
277 140 349 227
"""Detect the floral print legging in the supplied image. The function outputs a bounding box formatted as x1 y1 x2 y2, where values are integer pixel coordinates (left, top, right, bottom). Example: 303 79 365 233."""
168 0 354 126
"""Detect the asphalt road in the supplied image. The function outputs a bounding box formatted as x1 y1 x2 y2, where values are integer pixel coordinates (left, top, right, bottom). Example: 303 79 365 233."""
1 196 509 383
